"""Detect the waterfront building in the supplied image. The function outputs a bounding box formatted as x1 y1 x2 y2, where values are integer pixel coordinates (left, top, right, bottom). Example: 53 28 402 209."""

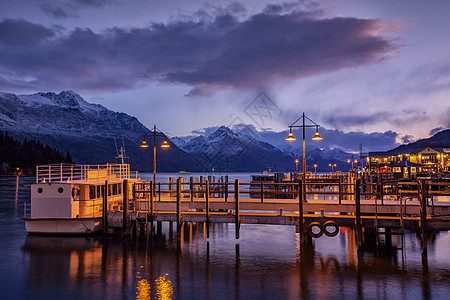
366 147 450 173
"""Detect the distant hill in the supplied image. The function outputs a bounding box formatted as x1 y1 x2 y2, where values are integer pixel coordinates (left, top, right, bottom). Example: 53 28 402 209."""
374 129 450 155
0 131 72 174
0 90 206 172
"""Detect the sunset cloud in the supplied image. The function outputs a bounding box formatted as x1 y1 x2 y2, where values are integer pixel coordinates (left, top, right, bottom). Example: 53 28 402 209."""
0 7 398 95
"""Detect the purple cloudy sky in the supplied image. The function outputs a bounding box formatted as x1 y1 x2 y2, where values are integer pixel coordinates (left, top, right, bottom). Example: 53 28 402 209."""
1 0 449 152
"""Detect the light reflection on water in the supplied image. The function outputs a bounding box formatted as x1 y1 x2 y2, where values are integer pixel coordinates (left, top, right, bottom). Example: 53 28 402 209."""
1 176 450 299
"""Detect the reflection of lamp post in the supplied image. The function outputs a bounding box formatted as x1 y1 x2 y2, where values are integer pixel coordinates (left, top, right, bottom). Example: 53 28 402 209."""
140 125 170 185
314 163 317 177
295 158 299 173
286 112 322 202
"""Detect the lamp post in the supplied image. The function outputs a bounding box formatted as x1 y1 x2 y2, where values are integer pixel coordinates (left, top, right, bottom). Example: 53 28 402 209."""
347 158 358 172
295 158 299 173
286 112 322 202
140 125 170 186
329 163 336 174
314 163 317 177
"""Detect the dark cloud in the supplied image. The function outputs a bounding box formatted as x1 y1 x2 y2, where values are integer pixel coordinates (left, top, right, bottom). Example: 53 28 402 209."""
0 19 54 45
401 134 415 143
39 3 71 19
0 7 398 94
74 0 115 7
37 0 115 18
430 127 445 135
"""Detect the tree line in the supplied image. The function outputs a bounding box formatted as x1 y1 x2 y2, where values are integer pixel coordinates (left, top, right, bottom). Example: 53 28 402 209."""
0 131 73 175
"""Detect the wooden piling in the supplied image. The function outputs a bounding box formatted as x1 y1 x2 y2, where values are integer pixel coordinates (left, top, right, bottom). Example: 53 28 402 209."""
260 182 264 203
235 179 240 239
206 179 210 239
225 175 228 202
122 180 128 236
298 179 304 243
355 179 363 247
190 177 194 201
102 180 108 233
176 178 181 231
150 181 154 236
338 175 342 204
419 179 428 249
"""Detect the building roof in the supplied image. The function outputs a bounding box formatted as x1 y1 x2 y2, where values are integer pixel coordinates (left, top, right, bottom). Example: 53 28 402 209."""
389 161 423 167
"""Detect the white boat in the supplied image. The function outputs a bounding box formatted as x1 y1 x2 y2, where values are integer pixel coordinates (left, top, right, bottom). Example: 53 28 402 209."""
24 163 140 235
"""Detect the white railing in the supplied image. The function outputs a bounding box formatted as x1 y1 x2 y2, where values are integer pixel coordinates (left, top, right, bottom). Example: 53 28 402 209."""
36 163 139 183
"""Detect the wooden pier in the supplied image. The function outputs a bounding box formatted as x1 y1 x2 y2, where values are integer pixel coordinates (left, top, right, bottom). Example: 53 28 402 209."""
106 175 450 249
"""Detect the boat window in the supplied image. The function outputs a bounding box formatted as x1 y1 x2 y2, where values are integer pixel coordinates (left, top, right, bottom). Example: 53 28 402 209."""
37 188 43 193
118 183 122 195
101 185 105 198
89 186 96 200
58 187 64 193
108 184 112 196
112 183 118 195
96 186 101 198
72 187 80 200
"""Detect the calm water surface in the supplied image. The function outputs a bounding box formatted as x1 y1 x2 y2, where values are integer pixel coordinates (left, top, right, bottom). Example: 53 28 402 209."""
1 175 450 299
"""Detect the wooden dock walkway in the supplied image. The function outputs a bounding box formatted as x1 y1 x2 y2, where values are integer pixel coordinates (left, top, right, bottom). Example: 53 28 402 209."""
105 176 450 248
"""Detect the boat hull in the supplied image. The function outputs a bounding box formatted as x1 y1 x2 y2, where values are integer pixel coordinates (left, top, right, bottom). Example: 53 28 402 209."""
24 218 102 235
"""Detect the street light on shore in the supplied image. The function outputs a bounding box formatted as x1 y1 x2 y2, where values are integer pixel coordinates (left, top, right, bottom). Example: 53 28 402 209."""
347 158 358 172
286 112 322 202
329 163 336 174
314 163 317 177
140 125 170 186
295 158 299 173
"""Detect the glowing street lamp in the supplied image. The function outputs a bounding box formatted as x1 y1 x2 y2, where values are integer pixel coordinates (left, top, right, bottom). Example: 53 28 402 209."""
347 158 358 172
286 112 322 202
314 163 317 177
295 158 299 173
329 163 336 173
140 125 170 186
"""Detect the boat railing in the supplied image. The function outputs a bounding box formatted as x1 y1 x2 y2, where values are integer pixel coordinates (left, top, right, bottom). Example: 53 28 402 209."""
36 163 140 183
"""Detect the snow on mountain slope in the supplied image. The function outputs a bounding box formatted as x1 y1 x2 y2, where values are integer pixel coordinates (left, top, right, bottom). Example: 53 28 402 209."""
0 90 146 140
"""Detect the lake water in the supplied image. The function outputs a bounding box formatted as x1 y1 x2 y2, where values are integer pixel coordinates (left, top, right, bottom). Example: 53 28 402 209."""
1 175 450 299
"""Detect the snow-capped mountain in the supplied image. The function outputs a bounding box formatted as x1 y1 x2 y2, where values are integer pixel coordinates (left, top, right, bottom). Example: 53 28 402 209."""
180 126 294 171
176 126 358 172
0 90 146 140
0 90 204 171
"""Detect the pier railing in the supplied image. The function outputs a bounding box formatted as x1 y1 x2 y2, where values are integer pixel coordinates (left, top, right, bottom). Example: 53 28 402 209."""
100 175 450 248
36 163 139 183
131 177 450 213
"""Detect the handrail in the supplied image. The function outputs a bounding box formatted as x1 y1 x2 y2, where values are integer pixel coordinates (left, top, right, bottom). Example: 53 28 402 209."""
36 163 139 183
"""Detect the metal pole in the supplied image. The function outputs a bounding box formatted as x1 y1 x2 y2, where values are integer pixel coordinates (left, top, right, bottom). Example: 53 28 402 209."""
235 179 240 239
153 125 157 198
206 180 210 239
302 112 306 191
